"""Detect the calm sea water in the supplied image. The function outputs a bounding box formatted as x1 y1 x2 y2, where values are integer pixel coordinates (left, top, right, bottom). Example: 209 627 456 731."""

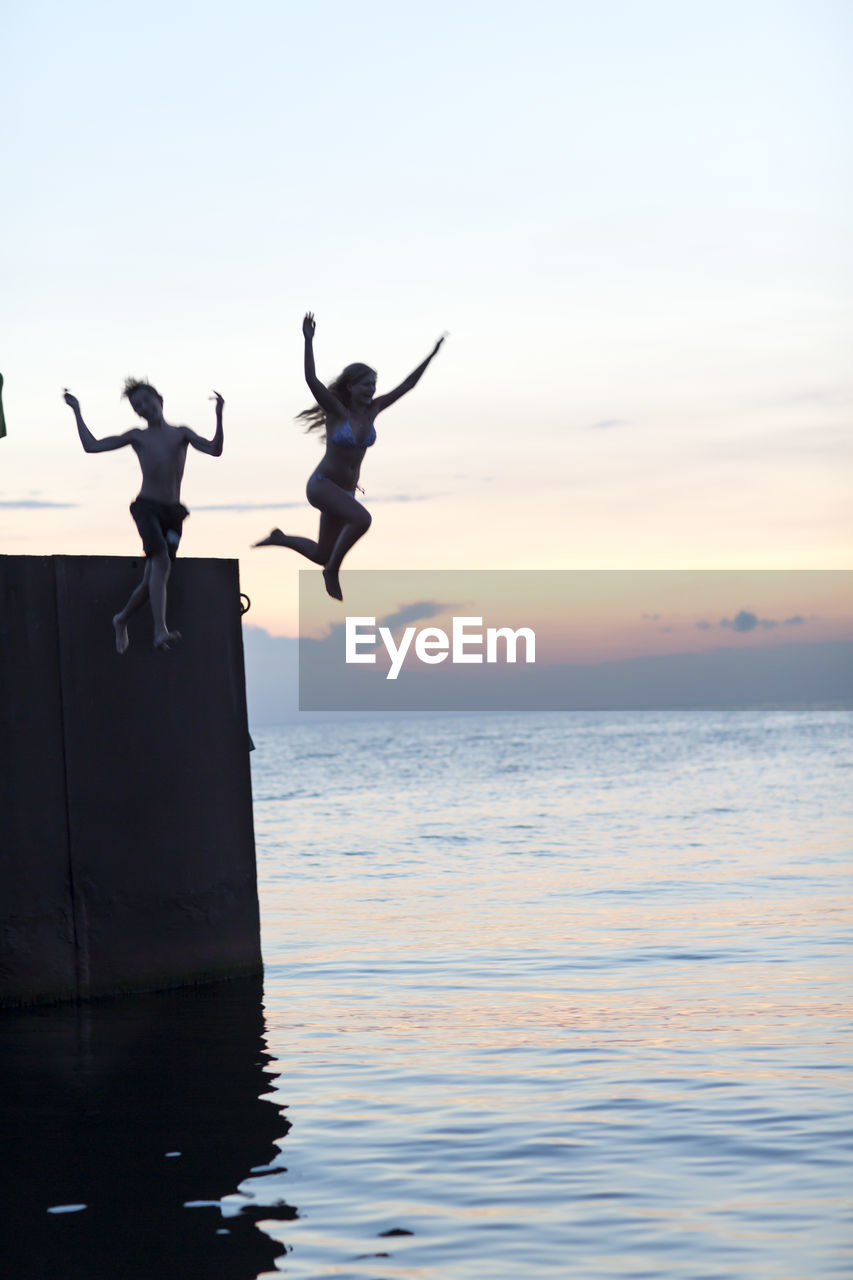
2 708 851 1279
248 708 853 1279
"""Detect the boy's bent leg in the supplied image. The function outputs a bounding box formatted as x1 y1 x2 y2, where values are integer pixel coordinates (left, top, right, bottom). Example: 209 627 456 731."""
148 549 181 650
113 561 152 655
129 500 186 651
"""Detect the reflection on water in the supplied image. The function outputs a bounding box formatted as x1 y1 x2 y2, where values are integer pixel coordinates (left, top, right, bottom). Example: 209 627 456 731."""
0 978 292 1280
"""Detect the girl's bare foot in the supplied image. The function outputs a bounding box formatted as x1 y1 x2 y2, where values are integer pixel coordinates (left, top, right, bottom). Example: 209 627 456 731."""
322 566 343 601
154 629 182 651
253 529 288 547
113 615 130 655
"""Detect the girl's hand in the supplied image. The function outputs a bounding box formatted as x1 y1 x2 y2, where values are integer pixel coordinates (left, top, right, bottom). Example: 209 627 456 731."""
303 312 316 340
431 333 447 358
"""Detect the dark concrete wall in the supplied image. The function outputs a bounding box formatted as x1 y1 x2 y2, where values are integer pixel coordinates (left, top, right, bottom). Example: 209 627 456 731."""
1 555 262 1006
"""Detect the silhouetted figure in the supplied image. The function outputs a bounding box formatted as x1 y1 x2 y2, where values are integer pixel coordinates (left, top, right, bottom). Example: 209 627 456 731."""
254 313 444 601
64 380 224 651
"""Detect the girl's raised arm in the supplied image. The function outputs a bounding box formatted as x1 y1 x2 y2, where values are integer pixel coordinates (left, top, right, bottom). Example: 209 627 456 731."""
303 313 346 418
371 334 445 416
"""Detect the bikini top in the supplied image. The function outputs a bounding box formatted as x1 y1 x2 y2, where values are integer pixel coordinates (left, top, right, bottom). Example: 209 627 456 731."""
330 419 376 449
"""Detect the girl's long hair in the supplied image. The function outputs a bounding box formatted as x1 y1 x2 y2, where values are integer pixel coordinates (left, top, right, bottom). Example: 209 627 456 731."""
296 363 376 435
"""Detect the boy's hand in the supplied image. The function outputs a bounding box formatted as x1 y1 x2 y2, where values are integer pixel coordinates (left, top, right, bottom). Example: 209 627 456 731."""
303 312 316 340
63 389 80 412
210 390 225 412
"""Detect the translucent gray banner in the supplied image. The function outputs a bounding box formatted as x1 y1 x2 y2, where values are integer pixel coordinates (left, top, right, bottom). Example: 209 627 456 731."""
298 570 853 711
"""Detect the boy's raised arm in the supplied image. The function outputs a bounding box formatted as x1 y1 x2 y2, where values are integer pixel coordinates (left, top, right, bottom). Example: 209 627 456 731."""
63 390 138 453
184 390 224 456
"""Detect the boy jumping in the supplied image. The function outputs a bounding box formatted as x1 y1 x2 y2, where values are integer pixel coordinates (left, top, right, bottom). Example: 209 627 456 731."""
64 379 224 653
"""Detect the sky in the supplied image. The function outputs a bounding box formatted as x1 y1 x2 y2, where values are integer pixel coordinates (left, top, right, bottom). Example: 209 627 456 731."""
2 0 851 643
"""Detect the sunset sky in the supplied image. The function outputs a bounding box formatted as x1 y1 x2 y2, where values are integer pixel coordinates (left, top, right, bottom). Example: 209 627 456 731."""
2 0 850 642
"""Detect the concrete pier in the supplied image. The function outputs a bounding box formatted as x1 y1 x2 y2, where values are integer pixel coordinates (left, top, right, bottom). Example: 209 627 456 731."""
1 555 262 1006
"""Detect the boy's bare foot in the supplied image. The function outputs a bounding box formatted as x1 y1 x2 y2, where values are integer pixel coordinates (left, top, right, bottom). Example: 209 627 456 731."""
154 629 182 651
113 615 130 655
253 529 288 547
322 566 343 601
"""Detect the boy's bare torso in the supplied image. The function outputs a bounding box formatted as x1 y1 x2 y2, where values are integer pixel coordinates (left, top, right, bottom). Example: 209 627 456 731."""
131 423 191 504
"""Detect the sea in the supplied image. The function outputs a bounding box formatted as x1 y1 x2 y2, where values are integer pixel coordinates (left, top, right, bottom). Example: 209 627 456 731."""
2 707 852 1279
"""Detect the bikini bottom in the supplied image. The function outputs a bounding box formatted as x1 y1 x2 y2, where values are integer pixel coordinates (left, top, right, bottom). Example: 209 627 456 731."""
307 472 357 506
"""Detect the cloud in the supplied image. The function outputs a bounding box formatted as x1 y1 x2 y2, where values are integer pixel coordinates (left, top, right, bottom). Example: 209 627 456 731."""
306 600 451 655
0 499 78 508
640 611 673 633
721 610 760 633
378 600 449 631
194 493 433 512
638 611 811 636
718 611 813 633
367 493 432 504
193 501 305 511
787 387 852 407
588 418 629 430
758 614 809 630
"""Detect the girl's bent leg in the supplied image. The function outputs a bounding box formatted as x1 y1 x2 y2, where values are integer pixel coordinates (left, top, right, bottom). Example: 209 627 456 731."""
323 508 372 600
260 477 371 599
253 529 326 563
